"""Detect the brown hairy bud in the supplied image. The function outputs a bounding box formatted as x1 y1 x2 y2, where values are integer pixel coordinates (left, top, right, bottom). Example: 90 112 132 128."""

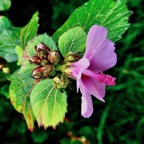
37 50 48 59
32 66 44 79
48 51 60 64
29 56 41 65
43 65 53 77
36 42 50 52
40 59 48 66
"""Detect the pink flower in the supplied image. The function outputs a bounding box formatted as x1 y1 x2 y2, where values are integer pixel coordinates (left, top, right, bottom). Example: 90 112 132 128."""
67 25 117 118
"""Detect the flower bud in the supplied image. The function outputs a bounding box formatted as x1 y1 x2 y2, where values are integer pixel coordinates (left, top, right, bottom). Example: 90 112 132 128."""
29 56 41 65
43 65 53 77
66 52 80 62
32 66 44 79
53 74 69 88
48 51 60 64
40 59 48 66
37 50 48 59
36 42 50 52
2 67 10 74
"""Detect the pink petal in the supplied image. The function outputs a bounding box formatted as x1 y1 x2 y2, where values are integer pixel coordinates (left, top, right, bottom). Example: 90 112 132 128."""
84 25 108 59
89 39 117 72
71 57 90 91
80 81 93 118
81 74 105 102
72 57 90 79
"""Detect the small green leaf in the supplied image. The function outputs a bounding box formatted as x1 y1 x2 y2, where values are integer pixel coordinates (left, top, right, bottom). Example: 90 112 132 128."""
15 46 24 66
0 28 21 62
20 11 39 48
30 79 67 128
53 0 132 42
0 16 11 31
0 0 11 11
58 27 86 57
10 70 36 130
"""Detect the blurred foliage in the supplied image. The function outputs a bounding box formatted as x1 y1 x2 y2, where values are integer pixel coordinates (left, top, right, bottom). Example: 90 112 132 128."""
0 0 11 11
0 0 144 144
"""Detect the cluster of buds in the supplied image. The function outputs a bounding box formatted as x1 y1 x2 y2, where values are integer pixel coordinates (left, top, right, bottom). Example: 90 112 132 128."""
30 42 60 79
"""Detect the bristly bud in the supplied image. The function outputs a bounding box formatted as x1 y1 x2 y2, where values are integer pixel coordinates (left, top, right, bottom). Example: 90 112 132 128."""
37 50 48 59
36 42 50 52
40 59 48 66
48 51 60 64
29 56 41 65
65 52 80 62
43 65 53 77
32 66 44 79
53 74 69 89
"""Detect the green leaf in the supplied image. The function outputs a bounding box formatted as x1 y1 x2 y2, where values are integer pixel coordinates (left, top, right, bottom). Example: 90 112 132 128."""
10 33 58 130
30 79 67 128
21 33 58 67
58 27 86 57
53 0 132 42
0 16 11 31
10 70 36 131
0 0 11 11
15 46 24 66
0 28 21 62
20 11 39 48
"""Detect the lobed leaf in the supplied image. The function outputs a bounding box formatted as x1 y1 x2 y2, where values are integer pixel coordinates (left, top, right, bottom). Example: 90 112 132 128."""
10 33 58 130
30 79 67 128
10 70 36 131
53 0 132 42
20 11 39 48
58 27 86 57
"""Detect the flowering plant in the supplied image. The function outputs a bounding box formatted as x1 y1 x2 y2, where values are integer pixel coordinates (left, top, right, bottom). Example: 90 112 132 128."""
66 25 117 118
0 0 131 130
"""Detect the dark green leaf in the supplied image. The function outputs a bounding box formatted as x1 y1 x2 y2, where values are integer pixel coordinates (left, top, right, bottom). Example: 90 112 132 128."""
53 0 132 42
0 85 9 99
0 71 11 82
0 28 21 62
0 16 11 31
